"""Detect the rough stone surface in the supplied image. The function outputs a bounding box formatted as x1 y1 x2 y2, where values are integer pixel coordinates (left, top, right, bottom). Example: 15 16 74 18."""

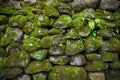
16 75 31 80
33 73 47 80
85 0 99 8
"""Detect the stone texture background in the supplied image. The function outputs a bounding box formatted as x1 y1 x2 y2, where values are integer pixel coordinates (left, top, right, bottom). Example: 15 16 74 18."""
0 0 120 80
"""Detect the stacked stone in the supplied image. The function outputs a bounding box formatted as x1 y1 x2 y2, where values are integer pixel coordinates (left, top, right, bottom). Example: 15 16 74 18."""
0 0 120 80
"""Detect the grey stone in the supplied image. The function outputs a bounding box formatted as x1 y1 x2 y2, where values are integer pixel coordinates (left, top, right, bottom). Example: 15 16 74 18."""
85 0 99 8
33 73 47 80
8 1 22 9
89 72 105 80
16 75 31 80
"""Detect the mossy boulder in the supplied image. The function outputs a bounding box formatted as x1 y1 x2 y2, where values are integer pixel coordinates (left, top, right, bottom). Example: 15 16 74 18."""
65 40 85 55
85 61 107 71
31 27 48 38
49 56 69 65
85 53 101 61
48 28 65 35
70 54 87 66
33 73 47 80
6 50 30 67
30 49 48 61
101 51 118 62
109 61 120 69
9 15 26 27
52 35 65 45
49 66 87 80
84 36 102 52
16 75 31 80
0 15 8 25
0 68 23 79
24 60 52 74
101 38 120 51
53 15 72 29
22 37 41 52
23 22 35 34
43 6 60 18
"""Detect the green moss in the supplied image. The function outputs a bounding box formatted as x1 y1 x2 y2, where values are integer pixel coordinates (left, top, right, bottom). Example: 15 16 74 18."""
65 40 85 55
9 15 26 27
86 53 101 61
24 60 52 74
6 50 30 67
113 8 120 20
31 27 48 38
85 61 107 71
33 73 47 80
0 15 8 25
109 61 120 69
54 15 72 28
30 49 48 61
41 36 53 48
48 28 65 35
49 66 87 80
0 57 7 70
43 6 60 18
0 47 6 56
22 37 41 52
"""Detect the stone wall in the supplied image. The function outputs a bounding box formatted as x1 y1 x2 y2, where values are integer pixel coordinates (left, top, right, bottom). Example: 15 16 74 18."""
0 0 120 80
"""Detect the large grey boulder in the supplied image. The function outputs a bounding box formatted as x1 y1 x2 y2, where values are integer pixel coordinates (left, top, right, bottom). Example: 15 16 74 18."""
99 0 120 10
85 0 99 8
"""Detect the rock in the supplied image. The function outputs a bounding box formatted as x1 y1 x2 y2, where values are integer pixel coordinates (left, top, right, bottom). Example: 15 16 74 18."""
52 35 65 45
78 27 91 37
35 14 49 27
22 37 41 52
0 47 6 57
53 15 72 29
109 61 120 69
48 28 65 35
6 42 19 55
0 25 6 32
85 61 107 71
43 6 60 18
85 53 101 61
0 15 8 25
8 0 22 9
97 29 112 38
32 1 46 10
0 68 23 79
24 0 36 4
57 2 73 15
23 22 35 34
101 38 120 52
41 36 53 48
60 0 73 2
24 60 52 74
85 0 99 8
99 0 120 10
94 9 113 20
65 40 85 55
6 50 30 67
49 66 87 80
31 27 48 38
88 72 105 80
33 73 47 80
114 9 120 20
72 0 86 11
0 57 6 70
65 28 80 39
49 47 64 55
84 36 102 52
49 56 69 65
105 70 120 80
101 51 118 62
70 54 87 66
16 75 31 80
30 49 48 61
9 15 26 27
45 0 60 6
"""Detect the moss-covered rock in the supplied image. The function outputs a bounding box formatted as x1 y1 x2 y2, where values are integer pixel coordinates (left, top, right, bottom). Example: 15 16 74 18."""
16 75 31 80
65 28 80 39
101 38 120 51
85 53 101 61
30 49 47 61
0 57 6 70
9 15 26 27
31 27 48 38
33 73 47 80
0 15 8 25
43 6 60 18
84 36 102 52
101 51 118 62
85 61 107 71
22 37 41 52
65 40 85 55
109 61 120 69
48 28 65 35
6 50 30 67
70 54 87 66
49 66 87 80
0 68 23 79
23 22 35 34
52 35 65 45
49 56 69 65
53 15 72 29
24 59 52 74
0 47 6 57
